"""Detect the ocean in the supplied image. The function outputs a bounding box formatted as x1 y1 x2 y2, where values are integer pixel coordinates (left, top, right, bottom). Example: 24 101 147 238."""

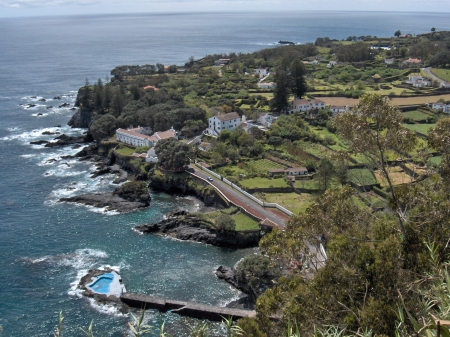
0 11 449 336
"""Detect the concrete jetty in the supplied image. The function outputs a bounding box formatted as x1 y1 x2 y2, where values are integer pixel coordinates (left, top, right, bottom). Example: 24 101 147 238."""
120 292 256 321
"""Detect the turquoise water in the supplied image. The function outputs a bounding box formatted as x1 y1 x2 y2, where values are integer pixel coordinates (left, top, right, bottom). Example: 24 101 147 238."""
0 11 449 336
88 273 115 294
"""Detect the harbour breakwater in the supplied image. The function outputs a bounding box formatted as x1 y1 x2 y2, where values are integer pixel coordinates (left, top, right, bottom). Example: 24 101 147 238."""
120 292 256 321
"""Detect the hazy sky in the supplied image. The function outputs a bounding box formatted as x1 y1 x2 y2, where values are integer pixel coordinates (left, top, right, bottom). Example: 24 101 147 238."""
0 0 449 18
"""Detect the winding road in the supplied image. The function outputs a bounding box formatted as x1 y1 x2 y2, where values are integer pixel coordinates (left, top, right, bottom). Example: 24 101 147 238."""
189 166 289 228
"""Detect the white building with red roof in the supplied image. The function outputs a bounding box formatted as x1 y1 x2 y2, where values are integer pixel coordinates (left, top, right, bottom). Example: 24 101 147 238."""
207 112 242 136
116 126 177 147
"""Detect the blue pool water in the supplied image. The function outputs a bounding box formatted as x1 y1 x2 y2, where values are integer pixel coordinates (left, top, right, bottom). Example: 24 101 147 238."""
88 273 115 294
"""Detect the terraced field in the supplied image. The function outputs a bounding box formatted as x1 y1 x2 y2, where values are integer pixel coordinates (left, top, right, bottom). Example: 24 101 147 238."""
246 159 287 175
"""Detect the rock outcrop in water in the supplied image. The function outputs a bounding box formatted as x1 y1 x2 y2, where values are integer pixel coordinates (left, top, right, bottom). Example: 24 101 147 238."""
44 133 93 148
59 181 150 212
134 210 261 248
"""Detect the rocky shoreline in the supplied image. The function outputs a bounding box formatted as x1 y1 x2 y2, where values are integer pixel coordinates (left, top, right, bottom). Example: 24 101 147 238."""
134 210 261 249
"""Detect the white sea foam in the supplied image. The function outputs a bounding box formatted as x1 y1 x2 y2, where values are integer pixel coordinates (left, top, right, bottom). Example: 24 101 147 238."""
20 154 37 159
31 112 49 117
59 249 109 269
87 297 127 317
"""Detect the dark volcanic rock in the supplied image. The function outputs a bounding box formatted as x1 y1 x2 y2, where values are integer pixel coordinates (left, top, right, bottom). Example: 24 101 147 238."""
134 211 260 248
216 265 256 309
59 181 150 212
30 140 49 145
42 131 60 135
44 133 93 148
58 102 70 108
68 107 94 128
59 192 149 213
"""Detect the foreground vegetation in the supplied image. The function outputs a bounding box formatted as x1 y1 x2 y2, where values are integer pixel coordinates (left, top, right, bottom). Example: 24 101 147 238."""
65 28 450 336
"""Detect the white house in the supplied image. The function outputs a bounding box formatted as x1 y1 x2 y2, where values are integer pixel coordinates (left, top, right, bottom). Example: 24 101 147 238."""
330 105 351 117
268 167 309 176
207 112 242 136
413 80 432 88
257 82 276 89
291 98 326 113
258 113 275 127
432 102 450 113
285 167 309 176
385 58 395 65
292 98 312 112
327 61 338 68
254 68 268 76
405 74 431 87
116 127 154 147
116 126 177 147
145 147 158 163
310 99 326 109
441 81 450 88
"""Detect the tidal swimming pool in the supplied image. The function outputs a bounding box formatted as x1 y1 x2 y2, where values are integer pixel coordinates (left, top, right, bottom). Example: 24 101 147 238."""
87 273 114 294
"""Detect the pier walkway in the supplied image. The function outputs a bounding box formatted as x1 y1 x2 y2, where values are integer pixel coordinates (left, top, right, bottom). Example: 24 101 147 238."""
120 292 256 321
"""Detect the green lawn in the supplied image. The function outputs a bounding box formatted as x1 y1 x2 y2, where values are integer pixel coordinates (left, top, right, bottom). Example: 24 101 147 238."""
294 178 320 190
431 68 450 81
301 142 333 159
403 110 432 121
262 192 316 215
348 168 378 186
240 177 288 189
403 123 436 136
233 212 260 231
216 165 247 178
311 127 341 144
246 159 286 175
115 146 136 156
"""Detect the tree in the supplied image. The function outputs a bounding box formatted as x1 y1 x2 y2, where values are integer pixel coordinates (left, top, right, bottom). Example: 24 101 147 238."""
236 254 280 297
429 51 450 68
394 30 402 37
316 158 335 192
428 117 450 179
271 69 289 113
89 114 117 142
334 93 417 240
267 136 283 150
154 138 191 171
289 59 307 99
156 63 165 75
250 126 264 140
431 27 436 33
214 214 235 232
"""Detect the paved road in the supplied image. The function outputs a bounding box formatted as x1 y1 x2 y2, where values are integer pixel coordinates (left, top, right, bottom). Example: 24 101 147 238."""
423 67 445 85
189 166 288 228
